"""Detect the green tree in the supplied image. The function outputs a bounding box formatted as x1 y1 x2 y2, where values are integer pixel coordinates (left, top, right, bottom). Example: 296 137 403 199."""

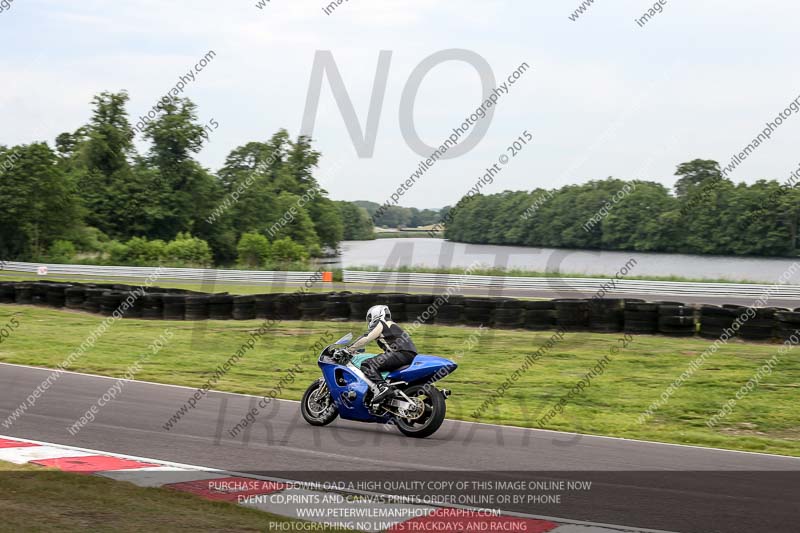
164 232 212 266
237 232 271 267
674 159 727 198
73 91 136 237
337 202 375 240
268 237 309 263
0 143 83 259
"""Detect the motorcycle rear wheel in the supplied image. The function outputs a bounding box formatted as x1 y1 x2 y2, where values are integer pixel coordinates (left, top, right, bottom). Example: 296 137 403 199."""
394 385 446 438
301 379 339 426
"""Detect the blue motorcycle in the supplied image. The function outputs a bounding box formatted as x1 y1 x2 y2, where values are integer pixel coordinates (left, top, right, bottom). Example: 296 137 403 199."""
300 333 457 438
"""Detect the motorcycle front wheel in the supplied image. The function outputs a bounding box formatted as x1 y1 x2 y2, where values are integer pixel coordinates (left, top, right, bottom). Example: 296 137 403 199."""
301 379 339 426
394 385 446 438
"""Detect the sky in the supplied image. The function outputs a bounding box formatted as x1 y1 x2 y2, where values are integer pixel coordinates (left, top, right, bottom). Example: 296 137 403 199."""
2 0 800 208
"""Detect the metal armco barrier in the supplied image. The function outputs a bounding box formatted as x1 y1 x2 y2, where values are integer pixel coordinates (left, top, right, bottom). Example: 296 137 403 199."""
0 261 325 285
342 270 800 299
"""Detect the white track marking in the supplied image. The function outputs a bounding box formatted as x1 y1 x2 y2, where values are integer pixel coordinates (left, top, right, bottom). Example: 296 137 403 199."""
0 434 676 532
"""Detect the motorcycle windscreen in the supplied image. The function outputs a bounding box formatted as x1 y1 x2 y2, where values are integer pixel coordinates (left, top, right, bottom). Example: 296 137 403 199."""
333 332 353 345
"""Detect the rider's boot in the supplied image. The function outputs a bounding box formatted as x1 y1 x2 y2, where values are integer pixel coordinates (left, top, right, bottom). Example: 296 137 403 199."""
371 383 394 403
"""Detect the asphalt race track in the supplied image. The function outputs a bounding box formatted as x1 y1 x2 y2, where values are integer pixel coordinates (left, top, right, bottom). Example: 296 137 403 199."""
1 363 798 533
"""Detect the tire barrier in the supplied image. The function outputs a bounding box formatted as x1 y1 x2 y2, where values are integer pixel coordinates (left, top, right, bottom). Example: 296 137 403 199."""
99 291 125 317
233 295 257 321
698 305 737 339
299 293 327 321
588 298 624 333
623 301 659 334
185 295 210 321
739 307 783 341
276 293 302 320
254 293 280 320
462 297 495 327
434 295 464 325
45 284 69 308
523 300 556 331
657 302 696 337
0 280 796 343
64 286 86 309
208 294 233 320
141 293 164 320
162 295 186 321
493 298 525 329
14 284 33 305
554 299 590 331
405 294 436 325
0 283 16 304
324 292 351 321
775 310 800 342
31 283 50 306
348 293 377 322
83 288 104 314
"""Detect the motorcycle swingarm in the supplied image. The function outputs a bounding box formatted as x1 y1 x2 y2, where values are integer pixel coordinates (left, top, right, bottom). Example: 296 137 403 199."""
383 397 416 410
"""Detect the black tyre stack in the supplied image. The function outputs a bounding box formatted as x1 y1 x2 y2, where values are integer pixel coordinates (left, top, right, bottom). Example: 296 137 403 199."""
378 293 407 322
141 293 164 319
493 298 525 329
45 284 70 308
14 284 33 305
463 297 495 327
588 298 624 333
0 283 16 304
185 295 210 320
434 295 464 325
82 288 105 314
254 293 280 320
698 305 737 339
121 291 144 318
775 310 800 342
348 293 377 323
31 282 51 306
275 293 302 320
324 292 352 321
208 294 234 320
99 291 124 316
162 294 186 320
64 286 87 309
657 302 695 337
738 307 780 342
299 293 326 320
623 301 659 334
554 299 590 331
405 294 436 325
5 277 796 346
233 295 257 320
523 300 557 330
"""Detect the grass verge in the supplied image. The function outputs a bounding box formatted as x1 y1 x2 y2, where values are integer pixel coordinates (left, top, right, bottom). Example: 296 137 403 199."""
0 272 337 296
0 459 355 532
0 305 798 456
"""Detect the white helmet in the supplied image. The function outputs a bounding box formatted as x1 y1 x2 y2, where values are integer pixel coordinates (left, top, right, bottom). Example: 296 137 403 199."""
366 305 391 329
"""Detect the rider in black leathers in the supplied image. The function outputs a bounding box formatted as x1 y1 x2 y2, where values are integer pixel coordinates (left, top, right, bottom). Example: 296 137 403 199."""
348 305 417 402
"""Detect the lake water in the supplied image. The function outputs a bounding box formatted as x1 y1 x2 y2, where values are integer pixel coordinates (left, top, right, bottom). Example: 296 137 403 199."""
331 238 800 284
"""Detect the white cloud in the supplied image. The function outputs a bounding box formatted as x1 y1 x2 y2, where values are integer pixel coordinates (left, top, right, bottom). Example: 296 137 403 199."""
1 0 799 205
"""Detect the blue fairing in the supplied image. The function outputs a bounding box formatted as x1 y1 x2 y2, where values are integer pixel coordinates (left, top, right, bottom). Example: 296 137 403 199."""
386 355 457 383
319 354 456 423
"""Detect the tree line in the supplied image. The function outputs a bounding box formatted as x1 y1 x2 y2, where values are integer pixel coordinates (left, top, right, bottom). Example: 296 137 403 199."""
444 159 800 257
354 201 443 229
0 91 374 268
